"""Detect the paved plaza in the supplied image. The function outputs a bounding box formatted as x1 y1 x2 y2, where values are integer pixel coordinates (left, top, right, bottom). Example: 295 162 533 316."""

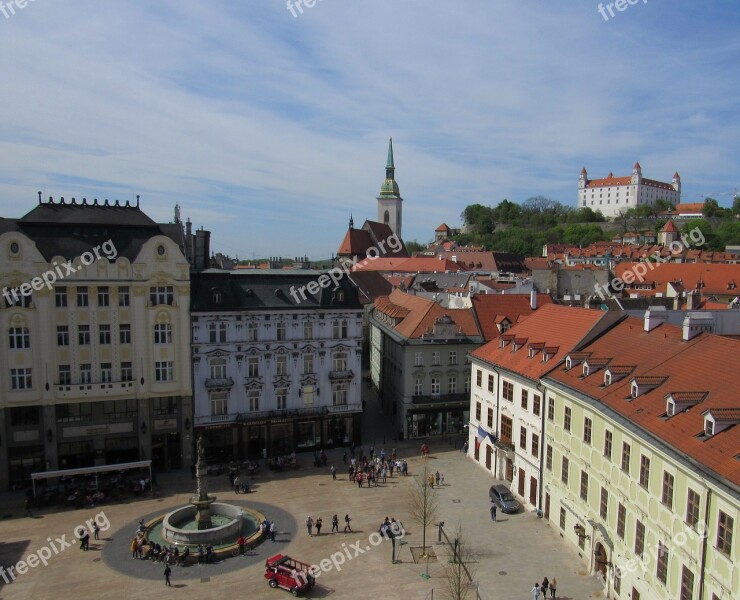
0 436 605 600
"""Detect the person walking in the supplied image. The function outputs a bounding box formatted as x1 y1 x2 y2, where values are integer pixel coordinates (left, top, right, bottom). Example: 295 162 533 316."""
315 517 323 536
93 522 100 540
531 583 541 600
440 473 445 486
306 516 314 537
331 514 339 533
435 471 440 486
541 577 549 597
343 514 352 532
343 451 347 465
164 564 172 587
490 504 497 521
549 577 557 598
131 537 138 559
331 465 336 480
270 521 276 542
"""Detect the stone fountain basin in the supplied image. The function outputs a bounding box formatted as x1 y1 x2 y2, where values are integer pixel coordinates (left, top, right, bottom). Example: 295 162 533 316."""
163 502 243 546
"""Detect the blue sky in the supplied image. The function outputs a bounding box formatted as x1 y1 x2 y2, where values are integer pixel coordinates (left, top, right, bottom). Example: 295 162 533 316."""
1 1 738 259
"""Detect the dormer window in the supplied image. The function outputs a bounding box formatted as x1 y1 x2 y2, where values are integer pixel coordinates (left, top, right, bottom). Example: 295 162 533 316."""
211 288 223 305
604 372 612 386
705 420 714 436
701 408 740 436
666 399 675 416
566 357 572 370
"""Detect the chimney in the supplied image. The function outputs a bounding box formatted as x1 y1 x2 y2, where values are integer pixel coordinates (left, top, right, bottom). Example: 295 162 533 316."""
682 312 714 341
530 290 537 310
644 306 668 332
686 290 700 310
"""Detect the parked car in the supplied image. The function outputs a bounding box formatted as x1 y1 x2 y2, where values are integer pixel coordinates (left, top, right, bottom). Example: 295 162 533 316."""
489 484 520 513
265 554 316 596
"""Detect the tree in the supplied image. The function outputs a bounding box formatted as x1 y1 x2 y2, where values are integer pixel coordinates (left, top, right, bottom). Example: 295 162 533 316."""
654 198 675 214
702 198 721 218
408 465 439 560
732 195 740 216
405 240 426 254
460 204 495 235
441 523 477 600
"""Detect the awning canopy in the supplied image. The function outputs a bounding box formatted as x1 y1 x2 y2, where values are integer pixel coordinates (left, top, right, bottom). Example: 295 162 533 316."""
31 460 152 481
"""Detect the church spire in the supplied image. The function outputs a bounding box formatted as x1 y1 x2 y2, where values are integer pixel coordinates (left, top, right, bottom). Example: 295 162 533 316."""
386 137 395 173
349 214 354 229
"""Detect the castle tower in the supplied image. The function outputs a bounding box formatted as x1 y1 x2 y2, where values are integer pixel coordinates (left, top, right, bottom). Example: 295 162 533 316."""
377 137 403 239
631 161 643 185
672 171 681 195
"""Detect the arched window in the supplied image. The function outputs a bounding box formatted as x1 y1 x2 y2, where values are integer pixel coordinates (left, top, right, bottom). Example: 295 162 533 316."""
384 210 390 224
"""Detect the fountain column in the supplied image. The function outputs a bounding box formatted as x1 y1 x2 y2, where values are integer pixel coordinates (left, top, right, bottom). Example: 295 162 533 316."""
190 436 216 530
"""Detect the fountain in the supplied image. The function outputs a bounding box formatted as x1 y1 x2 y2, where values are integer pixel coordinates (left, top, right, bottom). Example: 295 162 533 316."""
191 437 215 530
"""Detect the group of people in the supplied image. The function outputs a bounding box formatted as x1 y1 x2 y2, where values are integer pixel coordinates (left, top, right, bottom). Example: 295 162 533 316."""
306 513 352 536
258 519 277 542
427 470 445 488
531 576 557 599
346 450 408 488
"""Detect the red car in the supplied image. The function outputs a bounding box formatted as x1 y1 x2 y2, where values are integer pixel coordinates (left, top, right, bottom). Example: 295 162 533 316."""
264 554 316 596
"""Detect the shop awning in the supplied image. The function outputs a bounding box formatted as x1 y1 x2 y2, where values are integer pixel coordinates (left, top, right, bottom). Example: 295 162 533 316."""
30 460 152 499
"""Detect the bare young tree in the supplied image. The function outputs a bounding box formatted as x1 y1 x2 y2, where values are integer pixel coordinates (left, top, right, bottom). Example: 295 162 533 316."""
441 523 477 600
407 465 439 558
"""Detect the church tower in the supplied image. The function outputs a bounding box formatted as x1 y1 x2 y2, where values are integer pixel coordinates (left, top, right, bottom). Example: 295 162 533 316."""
377 137 403 239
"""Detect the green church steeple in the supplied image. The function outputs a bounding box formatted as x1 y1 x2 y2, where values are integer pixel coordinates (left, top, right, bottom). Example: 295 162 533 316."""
379 137 400 197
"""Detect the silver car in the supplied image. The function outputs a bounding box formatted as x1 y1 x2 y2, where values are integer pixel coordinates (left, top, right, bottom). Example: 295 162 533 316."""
489 484 520 513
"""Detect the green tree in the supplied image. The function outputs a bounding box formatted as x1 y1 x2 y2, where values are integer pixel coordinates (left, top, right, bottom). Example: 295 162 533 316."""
732 195 740 215
405 240 426 253
460 204 495 235
408 466 439 561
702 198 721 218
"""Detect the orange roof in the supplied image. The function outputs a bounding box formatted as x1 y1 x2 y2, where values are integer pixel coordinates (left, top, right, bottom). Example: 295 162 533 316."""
585 174 632 188
660 220 679 233
337 228 374 256
470 304 608 382
471 294 554 341
352 257 410 272
674 203 705 214
392 257 465 273
613 263 739 296
435 223 450 231
546 318 740 486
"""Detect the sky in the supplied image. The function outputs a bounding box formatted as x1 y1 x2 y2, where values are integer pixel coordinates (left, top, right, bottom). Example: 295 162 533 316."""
0 0 738 260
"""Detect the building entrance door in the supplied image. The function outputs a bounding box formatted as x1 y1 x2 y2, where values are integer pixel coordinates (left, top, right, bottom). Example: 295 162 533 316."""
529 476 537 506
518 468 525 496
485 445 492 469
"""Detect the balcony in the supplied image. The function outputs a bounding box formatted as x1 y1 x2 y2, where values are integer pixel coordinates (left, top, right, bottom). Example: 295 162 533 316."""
194 413 238 426
205 377 234 389
327 402 362 414
494 436 515 452
411 393 469 405
55 381 136 399
329 369 354 381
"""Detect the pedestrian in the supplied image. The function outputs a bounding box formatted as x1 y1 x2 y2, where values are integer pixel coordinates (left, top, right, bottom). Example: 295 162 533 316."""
343 452 347 465
435 471 440 485
131 537 138 559
24 497 33 518
440 473 445 486
80 530 90 551
490 504 497 521
541 576 549 595
331 514 339 533
531 582 540 600
270 521 276 542
549 577 557 598
164 564 172 586
315 517 323 536
306 516 314 537
344 514 352 532
331 465 336 480
93 522 100 540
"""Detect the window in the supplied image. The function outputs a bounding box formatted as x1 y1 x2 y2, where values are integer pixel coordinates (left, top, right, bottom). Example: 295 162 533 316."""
521 390 528 410
686 489 700 527
9 327 30 349
121 362 132 382
303 321 313 339
415 378 423 395
276 321 286 341
580 470 589 501
476 369 482 387
155 361 174 382
277 388 287 410
561 457 569 485
97 286 109 307
502 381 513 401
548 397 554 420
150 286 174 305
332 352 347 372
209 322 226 343
559 507 566 530
519 427 527 451
103 399 137 418
680 566 694 600
488 375 494 393
58 365 71 385
79 364 91 384
449 351 457 365
78 325 90 345
465 373 471 393
501 416 512 442
639 455 650 488
211 392 228 416
613 566 621 595
276 355 288 376
546 445 553 470
118 286 130 307
475 402 481 421
76 286 89 307
635 520 645 556
248 322 258 342
303 354 314 374
531 433 539 458
533 395 541 417
448 376 456 394
621 442 631 474
100 363 112 383
600 487 608 520
662 472 674 508
119 324 131 344
617 503 626 539
99 324 111 345
656 541 669 584
431 351 440 366
332 319 347 339
430 378 440 395
57 325 69 346
248 391 260 412
210 358 227 380
55 287 67 307
154 323 172 344
564 406 572 431
583 417 592 445
487 407 493 429
248 357 259 378
717 511 733 556
332 382 348 406
415 352 424 366
604 430 613 461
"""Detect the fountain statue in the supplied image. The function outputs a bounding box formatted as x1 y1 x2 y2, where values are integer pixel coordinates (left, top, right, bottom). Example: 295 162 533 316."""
191 436 216 530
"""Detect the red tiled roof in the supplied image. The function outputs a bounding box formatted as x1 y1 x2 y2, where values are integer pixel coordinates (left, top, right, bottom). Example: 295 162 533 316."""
337 228 373 256
613 263 740 296
392 257 465 273
547 318 740 486
705 408 740 421
585 174 632 188
673 203 705 214
660 220 679 233
435 223 450 231
471 294 554 341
